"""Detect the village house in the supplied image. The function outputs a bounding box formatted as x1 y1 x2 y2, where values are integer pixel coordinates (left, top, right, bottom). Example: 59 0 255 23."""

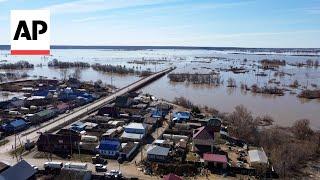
1 119 27 133
27 109 57 124
97 104 120 118
7 97 25 109
155 103 172 115
172 111 191 122
120 122 147 141
205 117 222 132
119 142 139 161
97 139 121 158
147 145 171 162
192 126 215 154
144 115 160 130
203 153 228 169
114 94 133 108
37 129 81 154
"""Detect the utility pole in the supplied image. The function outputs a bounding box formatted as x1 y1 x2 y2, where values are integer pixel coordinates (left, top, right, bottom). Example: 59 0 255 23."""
14 128 17 161
140 134 143 162
78 143 81 162
283 161 286 179
111 70 113 87
69 130 72 156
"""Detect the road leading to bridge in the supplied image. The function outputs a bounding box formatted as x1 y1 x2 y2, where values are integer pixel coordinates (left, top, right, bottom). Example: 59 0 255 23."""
0 67 174 154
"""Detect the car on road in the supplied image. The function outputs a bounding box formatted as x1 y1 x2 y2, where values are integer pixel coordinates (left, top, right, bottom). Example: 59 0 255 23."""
31 165 38 171
95 164 107 172
105 170 122 179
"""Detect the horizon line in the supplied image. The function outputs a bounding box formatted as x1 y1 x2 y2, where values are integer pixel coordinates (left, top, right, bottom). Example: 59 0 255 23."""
0 45 319 50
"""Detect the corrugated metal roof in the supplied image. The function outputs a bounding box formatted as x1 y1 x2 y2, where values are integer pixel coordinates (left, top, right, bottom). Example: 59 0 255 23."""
98 140 120 151
121 132 144 140
0 160 36 180
147 145 170 156
248 149 268 164
36 109 55 117
203 153 227 163
10 119 26 128
124 123 146 130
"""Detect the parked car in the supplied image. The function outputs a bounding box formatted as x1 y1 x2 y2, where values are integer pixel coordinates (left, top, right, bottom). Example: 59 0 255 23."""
95 164 107 172
31 165 38 171
92 154 108 164
105 170 122 179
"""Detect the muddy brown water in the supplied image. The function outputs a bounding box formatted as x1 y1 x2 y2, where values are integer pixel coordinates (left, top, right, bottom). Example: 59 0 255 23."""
0 49 319 129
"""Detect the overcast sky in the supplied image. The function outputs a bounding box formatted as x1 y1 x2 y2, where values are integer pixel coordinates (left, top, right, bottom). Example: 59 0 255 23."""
0 0 320 48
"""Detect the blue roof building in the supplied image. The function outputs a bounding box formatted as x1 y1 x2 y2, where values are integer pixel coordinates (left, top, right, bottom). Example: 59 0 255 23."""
151 109 164 118
172 111 191 122
97 139 121 158
2 119 27 133
0 160 36 180
33 90 50 97
70 122 86 132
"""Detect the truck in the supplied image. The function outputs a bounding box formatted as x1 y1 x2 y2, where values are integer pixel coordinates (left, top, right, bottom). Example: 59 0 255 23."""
64 162 87 170
81 135 98 142
44 162 63 170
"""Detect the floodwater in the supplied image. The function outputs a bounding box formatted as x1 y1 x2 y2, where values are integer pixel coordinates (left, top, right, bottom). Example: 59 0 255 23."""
0 49 319 129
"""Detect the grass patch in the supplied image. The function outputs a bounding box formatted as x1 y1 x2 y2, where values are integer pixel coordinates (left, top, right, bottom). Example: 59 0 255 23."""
186 152 200 162
0 139 9 146
70 153 93 162
10 146 25 156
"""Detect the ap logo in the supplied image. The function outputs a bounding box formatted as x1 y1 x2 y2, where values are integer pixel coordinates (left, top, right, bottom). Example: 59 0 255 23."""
11 10 50 55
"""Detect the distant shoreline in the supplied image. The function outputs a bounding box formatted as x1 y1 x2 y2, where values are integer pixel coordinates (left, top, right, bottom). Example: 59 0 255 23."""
0 45 319 51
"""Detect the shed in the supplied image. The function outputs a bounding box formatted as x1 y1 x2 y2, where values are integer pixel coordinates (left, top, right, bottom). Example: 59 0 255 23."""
147 145 170 162
248 149 268 164
203 153 228 169
102 128 117 139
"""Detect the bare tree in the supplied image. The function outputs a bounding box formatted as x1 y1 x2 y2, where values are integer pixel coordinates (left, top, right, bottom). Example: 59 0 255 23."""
291 119 314 140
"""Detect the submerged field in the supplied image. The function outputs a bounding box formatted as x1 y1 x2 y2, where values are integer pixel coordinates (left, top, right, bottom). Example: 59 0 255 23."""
0 48 319 128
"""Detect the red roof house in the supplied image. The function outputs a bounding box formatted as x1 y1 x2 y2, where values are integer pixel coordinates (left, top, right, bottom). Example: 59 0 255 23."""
203 153 228 169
